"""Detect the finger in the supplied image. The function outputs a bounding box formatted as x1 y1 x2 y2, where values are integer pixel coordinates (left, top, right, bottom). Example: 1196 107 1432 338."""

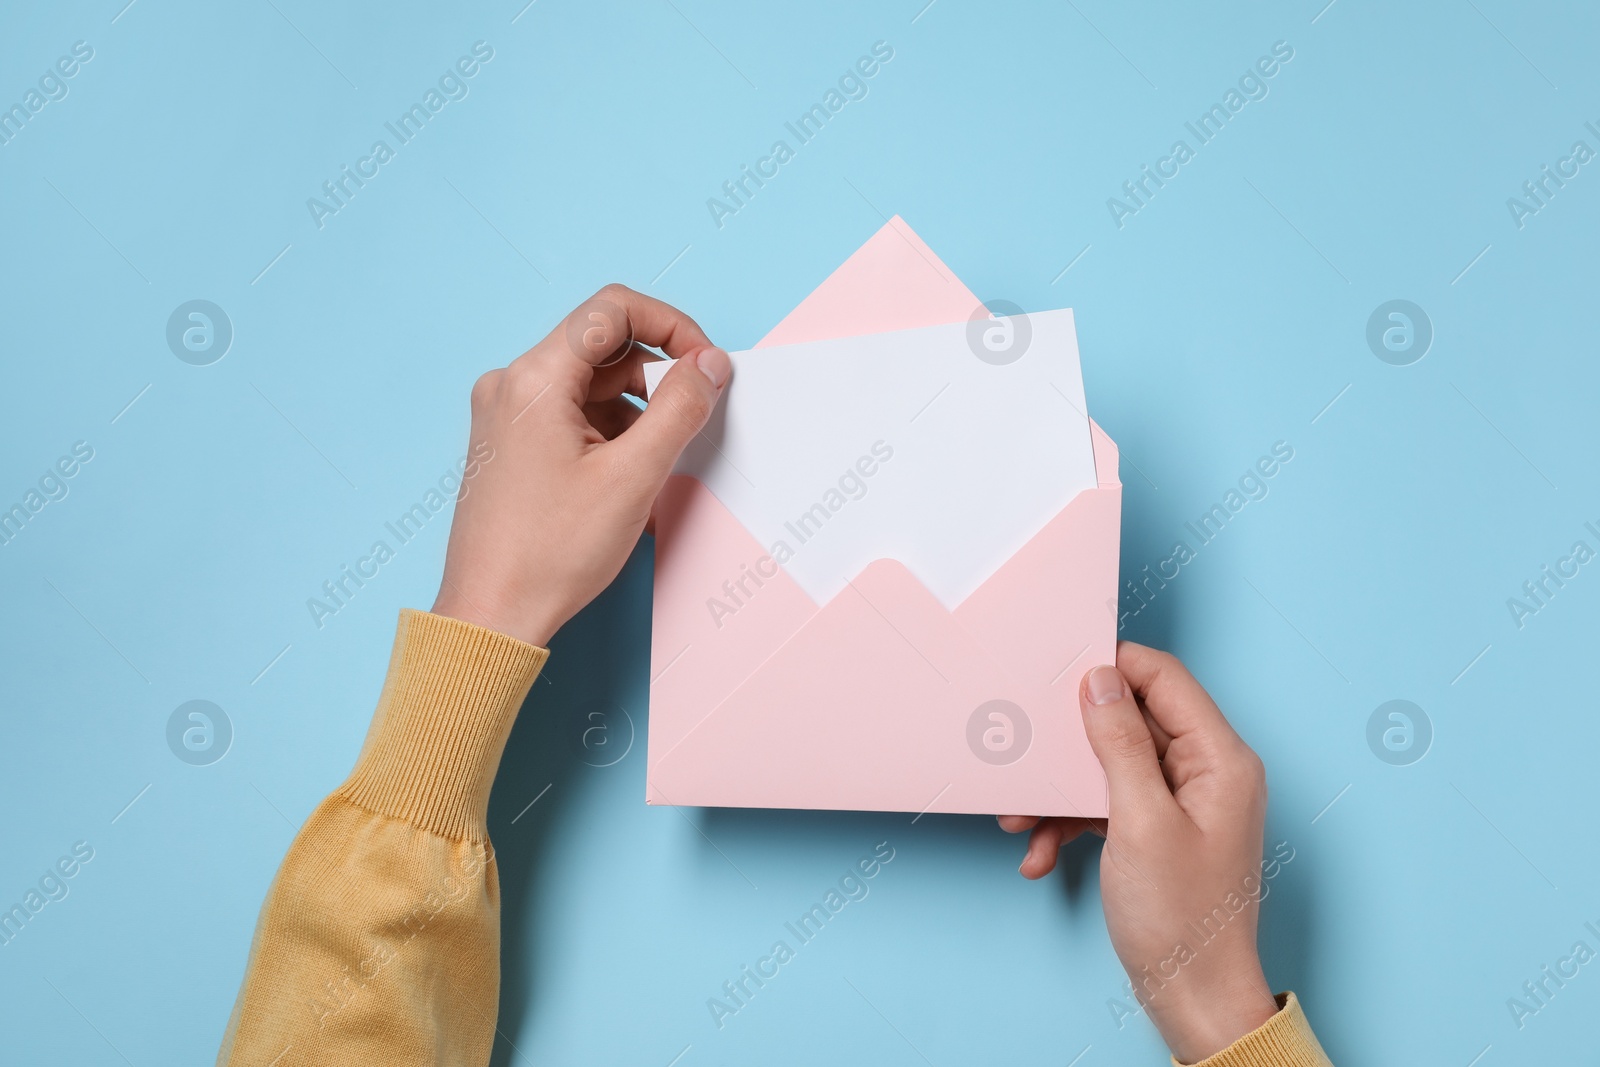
1081 664 1180 820
548 285 713 369
588 342 662 402
1142 705 1174 760
1116 642 1244 747
997 815 1041 834
610 347 730 486
583 397 644 441
1020 820 1065 879
1019 818 1095 879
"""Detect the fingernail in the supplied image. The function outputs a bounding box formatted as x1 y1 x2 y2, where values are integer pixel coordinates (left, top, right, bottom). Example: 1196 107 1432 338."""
1086 665 1125 706
693 347 731 388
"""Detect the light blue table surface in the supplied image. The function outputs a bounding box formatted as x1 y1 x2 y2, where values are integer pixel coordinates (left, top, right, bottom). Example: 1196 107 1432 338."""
3 2 1597 1063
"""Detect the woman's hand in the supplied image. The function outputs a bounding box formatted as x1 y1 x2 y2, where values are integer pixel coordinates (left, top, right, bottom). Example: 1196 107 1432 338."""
999 643 1280 1063
431 285 730 647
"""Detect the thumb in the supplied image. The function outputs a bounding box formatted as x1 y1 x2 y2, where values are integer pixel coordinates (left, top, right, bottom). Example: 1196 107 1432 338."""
1080 664 1174 819
618 347 731 483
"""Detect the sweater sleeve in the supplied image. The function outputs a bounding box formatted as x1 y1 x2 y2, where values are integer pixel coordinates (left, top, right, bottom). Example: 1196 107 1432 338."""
1178 993 1332 1067
217 609 548 1067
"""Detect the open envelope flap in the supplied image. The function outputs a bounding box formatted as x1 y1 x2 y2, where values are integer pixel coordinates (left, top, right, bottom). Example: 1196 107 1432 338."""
757 216 978 347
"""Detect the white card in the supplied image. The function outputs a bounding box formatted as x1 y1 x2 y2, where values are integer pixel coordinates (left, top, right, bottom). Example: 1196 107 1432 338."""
643 309 1097 608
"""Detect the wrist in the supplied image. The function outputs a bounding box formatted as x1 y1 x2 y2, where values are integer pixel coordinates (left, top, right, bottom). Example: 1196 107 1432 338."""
1141 961 1279 1063
431 583 559 648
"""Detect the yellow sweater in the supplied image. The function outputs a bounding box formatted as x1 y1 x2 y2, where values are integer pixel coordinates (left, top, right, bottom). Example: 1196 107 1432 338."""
217 609 1333 1066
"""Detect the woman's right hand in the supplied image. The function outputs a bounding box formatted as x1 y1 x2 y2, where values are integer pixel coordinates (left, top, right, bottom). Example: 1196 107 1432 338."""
1000 643 1282 1063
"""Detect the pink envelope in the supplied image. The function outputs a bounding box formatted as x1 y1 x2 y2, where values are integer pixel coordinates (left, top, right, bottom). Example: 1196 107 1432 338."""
646 217 1120 817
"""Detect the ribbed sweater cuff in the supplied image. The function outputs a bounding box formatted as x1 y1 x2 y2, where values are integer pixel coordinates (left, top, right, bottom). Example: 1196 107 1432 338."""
1180 993 1329 1067
336 608 548 841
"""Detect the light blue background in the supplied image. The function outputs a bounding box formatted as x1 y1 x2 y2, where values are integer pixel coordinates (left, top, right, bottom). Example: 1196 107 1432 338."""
2 1 1596 1063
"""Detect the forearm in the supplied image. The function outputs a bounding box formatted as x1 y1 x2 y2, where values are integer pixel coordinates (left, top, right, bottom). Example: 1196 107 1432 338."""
218 610 546 1066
